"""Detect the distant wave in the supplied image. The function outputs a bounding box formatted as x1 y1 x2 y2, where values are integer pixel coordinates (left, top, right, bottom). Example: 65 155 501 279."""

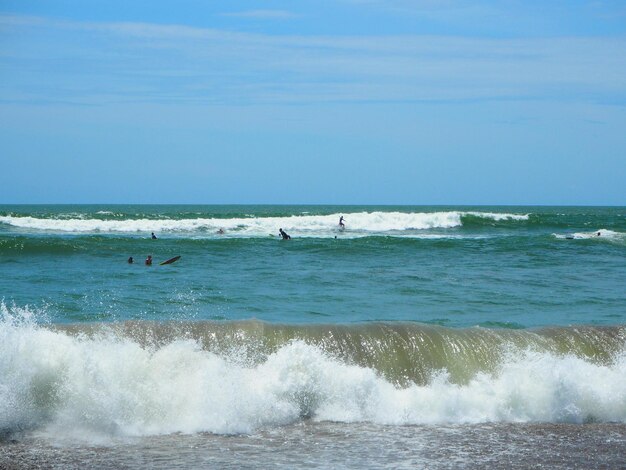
0 211 529 238
464 211 529 221
554 229 626 243
1 305 625 439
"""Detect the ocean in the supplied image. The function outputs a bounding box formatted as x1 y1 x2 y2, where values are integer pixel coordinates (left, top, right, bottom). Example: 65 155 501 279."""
1 205 625 469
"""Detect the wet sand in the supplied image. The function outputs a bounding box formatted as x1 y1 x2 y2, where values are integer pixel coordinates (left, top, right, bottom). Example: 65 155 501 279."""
2 422 625 469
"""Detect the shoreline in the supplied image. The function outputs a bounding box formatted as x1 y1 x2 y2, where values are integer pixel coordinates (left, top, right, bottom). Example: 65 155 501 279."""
2 422 625 469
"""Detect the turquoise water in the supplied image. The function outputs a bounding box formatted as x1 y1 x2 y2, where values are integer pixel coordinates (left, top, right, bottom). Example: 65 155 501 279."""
1 205 625 327
1 205 626 466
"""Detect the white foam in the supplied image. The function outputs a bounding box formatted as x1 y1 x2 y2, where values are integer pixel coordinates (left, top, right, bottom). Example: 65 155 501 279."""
0 211 528 238
465 211 529 221
555 229 625 242
1 307 625 441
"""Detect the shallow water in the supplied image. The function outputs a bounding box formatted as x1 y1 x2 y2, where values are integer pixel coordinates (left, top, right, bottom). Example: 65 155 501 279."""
2 422 625 469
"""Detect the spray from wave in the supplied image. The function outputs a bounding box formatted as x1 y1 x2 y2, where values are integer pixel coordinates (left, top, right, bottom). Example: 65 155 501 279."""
1 305 625 441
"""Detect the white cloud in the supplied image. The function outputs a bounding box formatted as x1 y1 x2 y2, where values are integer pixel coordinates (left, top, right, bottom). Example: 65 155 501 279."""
1 14 625 106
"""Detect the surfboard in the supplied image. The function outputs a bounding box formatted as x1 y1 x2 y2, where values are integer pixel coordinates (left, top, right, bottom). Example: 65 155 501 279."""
159 255 181 265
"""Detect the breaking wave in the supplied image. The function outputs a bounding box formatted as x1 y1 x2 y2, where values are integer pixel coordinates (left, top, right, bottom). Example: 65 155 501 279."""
554 229 626 244
0 211 529 238
1 305 625 440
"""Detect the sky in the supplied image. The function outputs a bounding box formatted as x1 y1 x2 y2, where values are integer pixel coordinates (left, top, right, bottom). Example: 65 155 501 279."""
1 1 626 205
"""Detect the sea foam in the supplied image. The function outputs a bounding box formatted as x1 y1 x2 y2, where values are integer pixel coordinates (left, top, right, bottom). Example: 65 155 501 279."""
1 306 625 441
0 211 528 238
554 229 626 243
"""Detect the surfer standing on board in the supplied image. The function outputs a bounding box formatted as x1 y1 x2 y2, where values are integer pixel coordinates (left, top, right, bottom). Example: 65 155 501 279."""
339 216 345 229
279 228 291 240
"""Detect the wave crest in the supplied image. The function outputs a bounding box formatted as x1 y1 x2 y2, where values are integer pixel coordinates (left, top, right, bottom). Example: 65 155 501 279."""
0 211 529 238
1 309 626 439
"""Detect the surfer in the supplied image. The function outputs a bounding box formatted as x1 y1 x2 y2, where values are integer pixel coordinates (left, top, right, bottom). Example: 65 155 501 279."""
145 255 152 265
597 231 601 236
339 216 345 229
217 228 225 235
127 256 134 264
279 228 291 240
151 232 157 239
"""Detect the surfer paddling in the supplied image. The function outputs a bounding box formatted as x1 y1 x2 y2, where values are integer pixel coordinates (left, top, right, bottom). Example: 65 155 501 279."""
279 228 291 240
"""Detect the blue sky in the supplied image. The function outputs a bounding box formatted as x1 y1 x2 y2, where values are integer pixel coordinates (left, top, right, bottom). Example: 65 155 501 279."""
1 1 626 204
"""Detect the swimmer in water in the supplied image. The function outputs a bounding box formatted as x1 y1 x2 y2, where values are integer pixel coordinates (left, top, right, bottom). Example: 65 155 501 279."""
145 255 152 265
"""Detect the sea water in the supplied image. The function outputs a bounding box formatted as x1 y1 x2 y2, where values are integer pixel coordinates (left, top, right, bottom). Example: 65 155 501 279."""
1 205 625 468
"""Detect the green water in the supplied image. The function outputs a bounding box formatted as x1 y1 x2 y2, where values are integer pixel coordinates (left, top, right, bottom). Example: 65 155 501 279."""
1 205 625 326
